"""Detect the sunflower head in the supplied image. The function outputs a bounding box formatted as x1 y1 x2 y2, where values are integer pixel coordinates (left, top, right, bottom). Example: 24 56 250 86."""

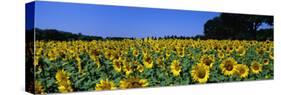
263 46 271 53
176 47 185 57
235 64 249 78
191 63 210 84
166 50 171 58
104 50 113 60
170 60 181 77
236 46 246 56
137 64 144 73
228 46 235 53
269 52 274 60
263 59 270 65
47 48 58 61
112 52 121 60
91 49 100 57
157 56 165 68
251 61 262 74
119 77 149 89
154 45 161 53
90 56 101 68
95 79 116 91
217 51 225 59
35 80 44 94
55 69 73 93
133 49 139 57
55 69 70 83
58 84 73 93
143 55 153 69
112 59 122 72
123 63 132 76
256 48 265 55
220 58 237 76
200 55 215 68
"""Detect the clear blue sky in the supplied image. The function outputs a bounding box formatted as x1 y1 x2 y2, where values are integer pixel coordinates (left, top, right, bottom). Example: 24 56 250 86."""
32 1 219 38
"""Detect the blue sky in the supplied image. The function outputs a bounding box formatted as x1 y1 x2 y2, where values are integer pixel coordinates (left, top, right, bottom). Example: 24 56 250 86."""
32 1 219 38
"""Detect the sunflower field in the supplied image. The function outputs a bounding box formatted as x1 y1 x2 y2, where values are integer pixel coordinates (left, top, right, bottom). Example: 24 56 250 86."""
31 39 273 94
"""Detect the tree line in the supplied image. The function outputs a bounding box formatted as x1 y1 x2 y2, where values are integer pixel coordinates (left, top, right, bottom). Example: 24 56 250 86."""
204 13 273 41
26 28 103 41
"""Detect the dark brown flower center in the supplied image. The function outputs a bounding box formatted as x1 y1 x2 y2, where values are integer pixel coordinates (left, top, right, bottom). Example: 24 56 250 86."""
203 57 212 66
197 68 206 79
115 61 121 68
134 50 139 55
224 60 233 71
126 65 131 70
92 50 99 56
239 68 245 74
131 82 141 88
174 64 180 71
145 57 152 63
253 64 259 70
264 60 268 63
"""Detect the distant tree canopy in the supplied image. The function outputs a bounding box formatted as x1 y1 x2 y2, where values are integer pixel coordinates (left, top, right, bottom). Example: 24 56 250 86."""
204 13 273 40
26 28 207 41
26 28 103 41
26 28 139 41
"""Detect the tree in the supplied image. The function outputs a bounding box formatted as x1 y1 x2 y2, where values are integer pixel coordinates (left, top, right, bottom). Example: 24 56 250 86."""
204 17 230 39
204 13 273 40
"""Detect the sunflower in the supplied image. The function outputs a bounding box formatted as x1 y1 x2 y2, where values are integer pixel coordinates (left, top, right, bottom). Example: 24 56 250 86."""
165 50 171 58
256 48 265 55
35 80 44 94
123 63 132 76
263 59 270 65
143 55 153 69
235 64 249 78
172 47 177 53
137 64 144 73
91 56 101 68
132 49 139 57
91 49 100 57
200 55 215 68
191 63 210 84
112 59 122 72
47 49 58 61
269 52 273 60
263 46 271 53
176 47 185 57
55 69 73 93
57 83 73 93
56 69 70 83
157 56 165 68
228 46 235 53
224 46 234 56
201 46 209 53
170 60 181 77
112 51 121 60
104 49 114 60
95 79 116 91
119 77 149 89
154 45 161 53
251 61 262 74
236 46 246 56
217 50 225 59
220 57 237 76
